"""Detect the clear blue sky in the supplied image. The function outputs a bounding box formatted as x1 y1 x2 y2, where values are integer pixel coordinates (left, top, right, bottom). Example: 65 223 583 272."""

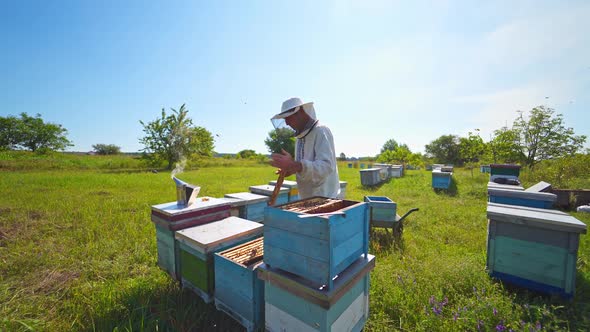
1 1 589 157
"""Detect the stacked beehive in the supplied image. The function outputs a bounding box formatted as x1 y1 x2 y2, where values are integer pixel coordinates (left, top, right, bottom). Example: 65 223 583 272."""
260 197 374 331
431 164 453 190
150 198 232 280
487 165 557 208
174 216 263 303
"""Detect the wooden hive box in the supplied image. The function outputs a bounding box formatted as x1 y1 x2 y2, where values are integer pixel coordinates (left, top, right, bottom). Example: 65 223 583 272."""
488 188 556 209
490 163 521 177
264 197 369 290
150 198 231 280
432 169 452 189
174 216 263 303
223 192 269 222
363 196 397 227
480 165 491 173
214 237 265 332
258 254 375 332
390 165 402 178
359 168 381 186
269 179 299 202
249 184 289 206
486 203 587 298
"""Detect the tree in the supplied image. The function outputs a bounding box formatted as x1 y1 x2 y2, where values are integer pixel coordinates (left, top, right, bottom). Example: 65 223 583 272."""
92 144 121 155
459 130 487 176
424 134 461 165
139 104 214 169
512 106 586 169
488 126 523 164
0 115 21 150
339 152 346 161
381 139 399 153
1 113 73 152
264 127 295 155
237 149 257 159
377 145 419 170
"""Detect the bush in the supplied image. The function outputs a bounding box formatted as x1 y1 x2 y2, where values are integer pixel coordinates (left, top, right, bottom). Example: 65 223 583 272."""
93 144 121 155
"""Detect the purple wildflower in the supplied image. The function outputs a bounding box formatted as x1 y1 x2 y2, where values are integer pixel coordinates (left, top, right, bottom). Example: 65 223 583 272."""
493 307 498 316
535 321 542 330
453 312 459 321
477 320 484 331
496 320 506 331
432 306 442 315
429 295 435 305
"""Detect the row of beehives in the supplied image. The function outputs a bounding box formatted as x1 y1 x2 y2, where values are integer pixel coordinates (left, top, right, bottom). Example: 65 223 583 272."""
484 164 587 298
150 180 375 332
430 164 454 190
359 164 403 186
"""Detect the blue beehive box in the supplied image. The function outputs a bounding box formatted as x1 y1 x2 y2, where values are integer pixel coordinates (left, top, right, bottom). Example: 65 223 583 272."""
264 197 369 290
488 188 556 209
486 203 587 298
258 254 375 332
175 217 263 303
432 169 452 189
269 179 299 202
214 237 265 332
249 184 289 206
224 192 269 222
364 196 397 227
360 168 381 186
151 198 232 280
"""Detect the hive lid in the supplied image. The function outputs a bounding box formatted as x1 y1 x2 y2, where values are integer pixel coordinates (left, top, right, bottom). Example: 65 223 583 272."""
490 163 521 169
175 216 264 253
224 192 269 205
487 182 524 191
360 168 381 172
432 169 452 175
524 181 552 193
269 179 297 189
487 202 587 234
487 188 556 201
249 185 289 195
151 197 231 217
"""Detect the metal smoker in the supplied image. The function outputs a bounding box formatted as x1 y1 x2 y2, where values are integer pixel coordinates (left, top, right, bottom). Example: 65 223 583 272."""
173 176 200 207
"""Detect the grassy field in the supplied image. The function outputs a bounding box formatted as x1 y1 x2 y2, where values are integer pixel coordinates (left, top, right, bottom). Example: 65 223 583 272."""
0 155 589 331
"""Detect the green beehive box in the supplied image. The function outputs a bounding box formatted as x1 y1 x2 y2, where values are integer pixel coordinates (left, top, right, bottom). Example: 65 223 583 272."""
175 216 264 302
486 203 587 298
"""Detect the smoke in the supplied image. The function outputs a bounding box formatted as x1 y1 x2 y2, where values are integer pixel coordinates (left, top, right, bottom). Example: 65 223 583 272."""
171 156 187 179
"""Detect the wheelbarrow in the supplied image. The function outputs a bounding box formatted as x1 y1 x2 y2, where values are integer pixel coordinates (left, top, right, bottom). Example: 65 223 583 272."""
370 207 419 239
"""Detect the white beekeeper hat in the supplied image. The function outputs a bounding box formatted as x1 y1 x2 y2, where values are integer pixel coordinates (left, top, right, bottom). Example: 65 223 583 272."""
271 97 317 130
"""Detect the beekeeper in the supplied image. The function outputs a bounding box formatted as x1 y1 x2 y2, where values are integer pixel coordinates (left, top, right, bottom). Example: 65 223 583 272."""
270 97 340 199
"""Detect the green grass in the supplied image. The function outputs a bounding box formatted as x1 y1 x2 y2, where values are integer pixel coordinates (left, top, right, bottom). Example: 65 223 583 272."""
0 157 589 331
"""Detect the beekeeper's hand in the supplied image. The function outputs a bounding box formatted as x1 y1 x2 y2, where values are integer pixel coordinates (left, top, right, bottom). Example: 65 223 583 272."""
270 149 301 177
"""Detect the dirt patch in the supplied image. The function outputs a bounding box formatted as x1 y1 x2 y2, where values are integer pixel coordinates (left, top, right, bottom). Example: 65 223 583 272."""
28 210 45 221
0 229 7 246
0 207 12 215
35 269 80 294
93 191 112 196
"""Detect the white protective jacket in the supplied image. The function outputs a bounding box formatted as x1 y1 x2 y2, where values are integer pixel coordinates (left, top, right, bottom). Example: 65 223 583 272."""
294 121 340 199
